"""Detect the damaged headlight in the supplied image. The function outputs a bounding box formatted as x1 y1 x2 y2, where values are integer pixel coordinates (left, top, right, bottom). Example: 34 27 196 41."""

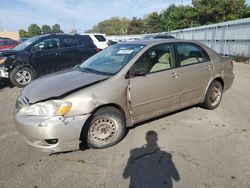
21 100 72 118
0 57 7 65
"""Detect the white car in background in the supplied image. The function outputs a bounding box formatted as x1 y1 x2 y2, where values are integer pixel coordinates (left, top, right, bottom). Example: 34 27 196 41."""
80 33 109 49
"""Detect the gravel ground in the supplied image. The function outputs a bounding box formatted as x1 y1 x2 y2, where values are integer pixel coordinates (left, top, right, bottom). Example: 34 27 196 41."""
0 63 249 188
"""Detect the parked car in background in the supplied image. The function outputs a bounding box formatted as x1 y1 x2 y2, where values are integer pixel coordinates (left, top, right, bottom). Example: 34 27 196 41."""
0 38 20 50
0 34 98 87
15 39 234 152
19 38 29 43
107 39 117 46
143 34 175 40
80 33 108 49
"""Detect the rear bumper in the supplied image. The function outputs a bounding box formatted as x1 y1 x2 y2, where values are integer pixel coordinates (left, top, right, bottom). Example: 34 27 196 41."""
15 112 91 153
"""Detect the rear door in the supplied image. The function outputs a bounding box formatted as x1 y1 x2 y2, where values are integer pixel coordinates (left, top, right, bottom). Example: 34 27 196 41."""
175 42 213 107
128 43 180 123
78 35 97 62
59 35 80 69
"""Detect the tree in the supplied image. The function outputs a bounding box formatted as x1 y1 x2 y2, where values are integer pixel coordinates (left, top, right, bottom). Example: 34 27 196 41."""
51 24 63 33
162 5 196 31
87 17 130 35
127 17 144 34
192 0 248 25
144 12 164 33
41 25 52 34
28 24 41 37
19 29 29 38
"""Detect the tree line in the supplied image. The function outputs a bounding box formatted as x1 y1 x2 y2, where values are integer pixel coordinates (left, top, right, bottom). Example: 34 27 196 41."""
87 0 250 35
19 24 63 38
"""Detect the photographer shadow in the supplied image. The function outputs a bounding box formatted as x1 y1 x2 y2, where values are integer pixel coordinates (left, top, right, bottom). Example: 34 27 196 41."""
123 130 180 188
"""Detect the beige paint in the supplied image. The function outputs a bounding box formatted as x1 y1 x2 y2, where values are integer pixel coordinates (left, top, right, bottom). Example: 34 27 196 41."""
0 31 19 40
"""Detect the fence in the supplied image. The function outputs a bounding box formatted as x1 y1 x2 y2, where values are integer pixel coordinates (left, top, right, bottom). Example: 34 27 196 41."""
107 18 250 57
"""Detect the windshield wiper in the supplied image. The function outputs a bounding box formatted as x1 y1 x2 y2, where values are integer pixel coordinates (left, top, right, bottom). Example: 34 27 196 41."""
80 67 102 74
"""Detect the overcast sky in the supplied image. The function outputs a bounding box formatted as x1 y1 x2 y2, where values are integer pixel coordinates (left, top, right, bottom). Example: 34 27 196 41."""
0 0 249 32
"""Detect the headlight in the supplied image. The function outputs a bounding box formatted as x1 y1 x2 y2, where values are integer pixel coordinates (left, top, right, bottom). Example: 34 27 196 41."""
0 57 7 64
21 100 72 117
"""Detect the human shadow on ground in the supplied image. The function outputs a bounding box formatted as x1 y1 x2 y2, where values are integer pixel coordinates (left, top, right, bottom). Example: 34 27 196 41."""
123 130 180 188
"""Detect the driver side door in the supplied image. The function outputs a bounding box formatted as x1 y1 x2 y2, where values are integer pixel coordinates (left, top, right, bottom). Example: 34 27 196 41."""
128 43 180 123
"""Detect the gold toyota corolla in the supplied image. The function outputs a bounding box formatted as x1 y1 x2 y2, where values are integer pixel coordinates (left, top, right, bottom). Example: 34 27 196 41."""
15 39 234 152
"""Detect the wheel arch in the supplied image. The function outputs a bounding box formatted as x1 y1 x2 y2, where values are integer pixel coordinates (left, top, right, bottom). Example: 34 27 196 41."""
79 103 127 148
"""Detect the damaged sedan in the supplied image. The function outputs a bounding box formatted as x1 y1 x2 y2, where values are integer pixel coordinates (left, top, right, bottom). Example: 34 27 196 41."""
15 39 234 152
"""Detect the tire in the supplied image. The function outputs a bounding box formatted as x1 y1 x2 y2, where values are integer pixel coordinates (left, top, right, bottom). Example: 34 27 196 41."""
10 67 34 88
201 80 223 110
84 107 126 149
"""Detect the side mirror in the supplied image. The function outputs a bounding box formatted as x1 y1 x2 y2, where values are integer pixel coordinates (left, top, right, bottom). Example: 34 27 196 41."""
131 70 146 78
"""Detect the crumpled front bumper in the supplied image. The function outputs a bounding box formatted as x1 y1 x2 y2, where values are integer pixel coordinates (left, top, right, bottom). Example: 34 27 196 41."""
15 111 91 153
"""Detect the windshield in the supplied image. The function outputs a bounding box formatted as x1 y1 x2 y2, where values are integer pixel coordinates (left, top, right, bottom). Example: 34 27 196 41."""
79 44 145 75
13 36 42 51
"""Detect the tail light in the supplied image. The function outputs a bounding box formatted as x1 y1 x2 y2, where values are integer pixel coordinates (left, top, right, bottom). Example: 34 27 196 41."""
95 48 101 52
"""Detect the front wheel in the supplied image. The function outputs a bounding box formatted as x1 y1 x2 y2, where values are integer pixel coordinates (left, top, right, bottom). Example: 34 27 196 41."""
85 107 126 149
201 80 223 110
10 67 34 88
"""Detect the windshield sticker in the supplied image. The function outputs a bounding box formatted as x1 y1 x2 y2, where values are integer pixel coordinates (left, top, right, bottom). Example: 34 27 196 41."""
117 49 134 54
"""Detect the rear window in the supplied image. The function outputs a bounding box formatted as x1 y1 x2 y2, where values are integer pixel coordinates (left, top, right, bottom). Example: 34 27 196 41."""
78 36 95 47
94 35 106 42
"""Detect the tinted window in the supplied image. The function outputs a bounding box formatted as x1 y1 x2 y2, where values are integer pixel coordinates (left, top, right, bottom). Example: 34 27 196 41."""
62 37 78 47
0 41 4 46
94 35 106 42
79 36 95 47
176 43 210 66
34 38 59 50
131 43 174 75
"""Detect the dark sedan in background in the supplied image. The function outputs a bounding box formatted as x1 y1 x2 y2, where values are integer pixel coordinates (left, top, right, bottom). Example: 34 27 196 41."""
0 34 99 87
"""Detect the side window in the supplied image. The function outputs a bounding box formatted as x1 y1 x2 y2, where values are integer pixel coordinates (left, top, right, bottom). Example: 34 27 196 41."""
79 36 95 47
176 43 210 66
131 44 174 76
62 37 78 48
34 38 59 51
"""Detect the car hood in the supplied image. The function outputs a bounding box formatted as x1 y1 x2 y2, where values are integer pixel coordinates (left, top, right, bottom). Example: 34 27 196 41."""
21 69 110 104
0 49 17 57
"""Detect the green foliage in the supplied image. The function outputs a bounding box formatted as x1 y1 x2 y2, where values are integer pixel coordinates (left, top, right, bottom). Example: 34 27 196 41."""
87 0 250 34
19 24 64 38
41 25 52 34
127 17 144 34
19 29 29 38
51 24 63 33
192 0 248 25
88 17 130 35
28 24 41 37
144 12 164 33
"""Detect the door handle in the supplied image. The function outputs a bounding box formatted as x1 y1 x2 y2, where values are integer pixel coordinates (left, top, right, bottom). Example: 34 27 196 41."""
206 65 212 70
171 72 178 78
55 52 62 55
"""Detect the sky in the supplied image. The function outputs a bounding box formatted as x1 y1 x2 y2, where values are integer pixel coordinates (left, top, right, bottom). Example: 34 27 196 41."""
0 0 249 32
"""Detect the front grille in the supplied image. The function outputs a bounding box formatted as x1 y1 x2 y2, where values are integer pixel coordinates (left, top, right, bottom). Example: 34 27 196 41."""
16 96 29 112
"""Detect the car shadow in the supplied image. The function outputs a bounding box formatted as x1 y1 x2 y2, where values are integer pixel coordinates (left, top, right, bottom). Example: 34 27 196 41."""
0 79 14 91
123 130 180 188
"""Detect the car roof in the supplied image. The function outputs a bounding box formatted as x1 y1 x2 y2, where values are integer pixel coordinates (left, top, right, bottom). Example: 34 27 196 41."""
119 39 202 46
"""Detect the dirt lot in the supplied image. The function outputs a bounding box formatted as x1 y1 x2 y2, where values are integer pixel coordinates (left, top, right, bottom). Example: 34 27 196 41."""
0 63 249 188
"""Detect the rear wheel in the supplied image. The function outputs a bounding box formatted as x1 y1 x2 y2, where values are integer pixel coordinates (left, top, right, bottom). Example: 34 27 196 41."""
10 67 34 88
201 80 223 110
85 107 126 149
